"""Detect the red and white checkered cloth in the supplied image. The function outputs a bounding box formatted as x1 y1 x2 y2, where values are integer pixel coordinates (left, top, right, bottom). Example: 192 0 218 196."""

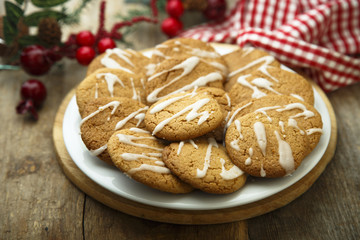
179 0 360 92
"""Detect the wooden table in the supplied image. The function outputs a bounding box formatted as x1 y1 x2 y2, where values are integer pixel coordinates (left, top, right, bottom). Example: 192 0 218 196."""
1 23 360 240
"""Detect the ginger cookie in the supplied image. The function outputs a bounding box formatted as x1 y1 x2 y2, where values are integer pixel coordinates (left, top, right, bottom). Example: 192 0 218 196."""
223 47 281 91
145 56 224 104
76 68 147 113
162 138 247 194
144 91 224 141
150 38 228 77
107 128 193 193
225 96 323 178
87 48 150 76
80 97 149 164
228 66 314 106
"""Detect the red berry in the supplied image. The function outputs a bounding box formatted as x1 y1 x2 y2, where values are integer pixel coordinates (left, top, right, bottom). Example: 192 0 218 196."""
97 37 116 54
16 79 47 120
20 79 47 107
166 0 184 18
203 0 227 20
161 17 183 37
20 45 53 76
76 46 96 65
76 31 95 46
46 45 63 62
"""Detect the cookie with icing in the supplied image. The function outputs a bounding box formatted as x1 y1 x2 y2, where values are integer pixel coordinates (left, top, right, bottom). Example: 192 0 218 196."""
149 38 228 77
228 66 314 106
80 97 149 164
162 138 247 194
87 48 150 76
107 128 193 193
145 56 224 104
144 90 224 141
76 68 147 113
223 47 281 91
225 95 323 178
195 87 232 141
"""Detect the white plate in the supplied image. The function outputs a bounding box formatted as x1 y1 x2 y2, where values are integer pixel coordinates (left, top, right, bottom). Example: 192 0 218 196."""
62 45 331 210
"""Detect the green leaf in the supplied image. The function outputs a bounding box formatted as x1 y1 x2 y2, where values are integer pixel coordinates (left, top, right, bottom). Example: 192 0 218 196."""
3 17 18 44
30 0 68 8
15 0 25 5
23 10 67 26
5 1 24 26
18 35 41 48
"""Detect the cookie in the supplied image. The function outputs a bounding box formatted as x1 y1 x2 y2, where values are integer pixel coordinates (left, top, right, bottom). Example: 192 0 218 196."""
76 68 147 113
225 96 323 178
228 66 314 106
144 91 224 141
223 47 281 91
146 56 224 104
162 138 247 194
195 87 232 141
107 128 193 193
80 97 149 164
150 38 228 77
87 48 150 76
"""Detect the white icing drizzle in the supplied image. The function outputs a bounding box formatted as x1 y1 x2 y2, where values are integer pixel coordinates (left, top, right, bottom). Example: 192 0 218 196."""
234 119 243 139
149 92 194 114
173 47 180 51
254 106 281 122
189 139 198 149
145 63 157 76
152 98 211 135
129 78 138 101
224 93 231 107
80 101 121 129
100 48 134 73
230 139 240 151
254 122 267 156
219 158 243 180
129 127 149 133
152 49 170 59
134 113 145 127
90 144 108 156
306 128 323 135
274 131 295 175
290 93 304 101
245 147 253 165
97 73 125 97
251 77 281 95
121 153 158 161
155 44 168 49
94 83 99 99
116 133 161 150
260 164 266 177
128 164 170 174
279 121 285 133
241 47 255 57
177 141 185 155
277 103 315 119
115 106 149 130
226 102 253 128
155 161 165 166
147 56 222 103
196 138 218 178
140 78 146 89
288 118 305 135
237 75 267 99
229 56 276 78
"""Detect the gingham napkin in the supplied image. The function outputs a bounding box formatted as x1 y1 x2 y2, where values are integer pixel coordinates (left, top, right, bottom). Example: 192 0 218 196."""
180 0 360 92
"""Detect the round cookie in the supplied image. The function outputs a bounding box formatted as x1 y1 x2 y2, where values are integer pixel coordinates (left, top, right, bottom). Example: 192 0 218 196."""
226 95 323 151
225 96 323 178
223 47 281 91
228 66 314 106
144 91 224 141
146 56 224 104
225 113 310 178
195 87 232 141
87 48 150 76
80 97 149 164
107 128 193 193
162 138 247 194
76 68 147 113
150 38 228 77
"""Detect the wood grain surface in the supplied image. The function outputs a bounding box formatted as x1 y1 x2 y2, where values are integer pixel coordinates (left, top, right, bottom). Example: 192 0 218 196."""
1 5 360 239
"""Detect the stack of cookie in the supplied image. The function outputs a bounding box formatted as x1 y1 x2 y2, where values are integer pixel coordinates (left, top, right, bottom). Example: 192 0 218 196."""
76 38 323 194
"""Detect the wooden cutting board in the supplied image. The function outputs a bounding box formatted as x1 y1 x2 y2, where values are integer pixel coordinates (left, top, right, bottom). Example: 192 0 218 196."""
53 74 337 225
